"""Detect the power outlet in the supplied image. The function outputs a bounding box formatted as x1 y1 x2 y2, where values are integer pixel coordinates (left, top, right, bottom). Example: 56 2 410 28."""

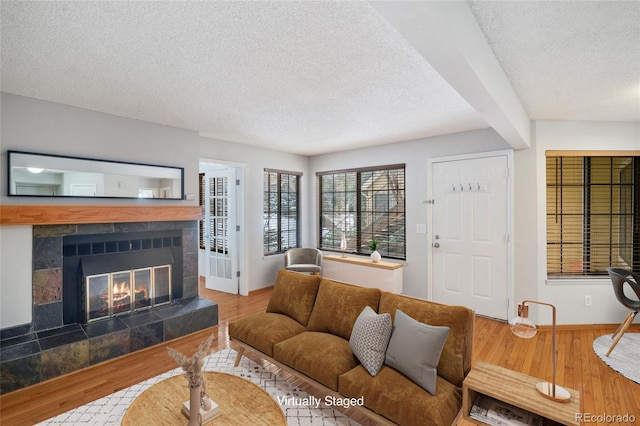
584 295 592 307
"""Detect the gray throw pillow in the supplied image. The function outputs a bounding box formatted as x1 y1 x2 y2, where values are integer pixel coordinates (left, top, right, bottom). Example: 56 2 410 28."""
349 306 392 376
384 309 450 395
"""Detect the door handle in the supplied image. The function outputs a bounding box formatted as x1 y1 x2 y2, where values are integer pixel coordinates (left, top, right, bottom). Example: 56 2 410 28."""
433 243 440 248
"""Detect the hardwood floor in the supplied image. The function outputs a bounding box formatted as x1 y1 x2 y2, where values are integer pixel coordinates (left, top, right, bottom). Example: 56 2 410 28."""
461 317 640 426
0 283 273 426
1 281 639 425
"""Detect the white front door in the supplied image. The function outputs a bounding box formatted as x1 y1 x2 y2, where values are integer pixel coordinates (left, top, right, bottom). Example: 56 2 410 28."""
203 168 238 294
431 155 510 320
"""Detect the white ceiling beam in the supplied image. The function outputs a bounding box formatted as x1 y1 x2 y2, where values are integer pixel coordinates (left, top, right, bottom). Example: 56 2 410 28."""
371 1 531 150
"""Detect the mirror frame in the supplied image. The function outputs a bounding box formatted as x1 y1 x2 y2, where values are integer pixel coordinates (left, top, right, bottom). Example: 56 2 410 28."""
7 150 185 200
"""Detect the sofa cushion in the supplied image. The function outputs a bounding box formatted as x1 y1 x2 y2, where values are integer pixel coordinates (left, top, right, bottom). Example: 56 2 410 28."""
229 312 305 357
349 306 392 376
306 278 381 340
274 331 357 391
266 269 321 327
379 292 474 387
384 309 450 395
339 364 462 426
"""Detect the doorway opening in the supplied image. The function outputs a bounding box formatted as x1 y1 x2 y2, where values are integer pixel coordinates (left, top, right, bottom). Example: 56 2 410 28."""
198 160 245 295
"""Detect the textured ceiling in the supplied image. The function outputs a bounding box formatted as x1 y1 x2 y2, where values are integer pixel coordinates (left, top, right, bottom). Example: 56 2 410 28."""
1 1 638 156
469 0 640 122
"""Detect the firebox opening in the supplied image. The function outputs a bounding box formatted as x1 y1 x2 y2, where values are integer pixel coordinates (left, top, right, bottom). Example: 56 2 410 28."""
85 264 172 322
80 249 174 323
63 229 184 326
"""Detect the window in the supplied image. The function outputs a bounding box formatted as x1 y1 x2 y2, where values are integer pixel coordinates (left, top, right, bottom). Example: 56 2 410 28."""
263 169 301 254
199 173 230 254
546 153 639 277
199 173 205 250
318 164 406 260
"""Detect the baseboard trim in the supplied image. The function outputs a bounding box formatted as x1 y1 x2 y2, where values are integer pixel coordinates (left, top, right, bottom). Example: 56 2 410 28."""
538 323 640 332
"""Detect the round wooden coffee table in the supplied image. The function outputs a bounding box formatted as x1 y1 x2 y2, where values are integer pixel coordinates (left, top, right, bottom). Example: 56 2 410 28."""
121 371 286 425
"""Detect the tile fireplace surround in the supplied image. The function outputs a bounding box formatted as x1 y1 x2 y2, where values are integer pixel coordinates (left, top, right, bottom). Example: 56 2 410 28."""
0 206 218 394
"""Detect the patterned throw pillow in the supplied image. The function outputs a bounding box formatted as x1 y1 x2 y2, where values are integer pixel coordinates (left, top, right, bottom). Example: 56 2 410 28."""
349 306 393 376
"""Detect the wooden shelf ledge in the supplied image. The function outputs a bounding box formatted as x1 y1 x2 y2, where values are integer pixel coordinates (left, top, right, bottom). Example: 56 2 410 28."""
0 205 202 226
323 254 403 271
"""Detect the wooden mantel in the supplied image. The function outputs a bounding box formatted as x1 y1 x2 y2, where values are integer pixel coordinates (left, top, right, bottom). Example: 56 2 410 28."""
0 205 202 226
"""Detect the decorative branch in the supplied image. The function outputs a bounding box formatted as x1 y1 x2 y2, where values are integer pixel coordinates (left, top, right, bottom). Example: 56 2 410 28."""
168 334 215 397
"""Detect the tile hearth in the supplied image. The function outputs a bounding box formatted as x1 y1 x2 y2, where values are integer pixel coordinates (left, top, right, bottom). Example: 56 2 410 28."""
0 219 218 394
1 296 218 394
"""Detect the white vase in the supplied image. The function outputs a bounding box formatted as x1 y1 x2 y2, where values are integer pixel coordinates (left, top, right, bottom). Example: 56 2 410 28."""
202 394 212 411
370 250 381 263
340 234 348 257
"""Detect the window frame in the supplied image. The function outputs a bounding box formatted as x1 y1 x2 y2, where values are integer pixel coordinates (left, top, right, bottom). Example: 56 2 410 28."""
317 164 406 260
263 169 302 255
545 151 639 278
198 172 205 250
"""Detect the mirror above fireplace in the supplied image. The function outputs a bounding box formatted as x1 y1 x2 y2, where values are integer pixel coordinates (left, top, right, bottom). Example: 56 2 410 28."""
7 150 184 199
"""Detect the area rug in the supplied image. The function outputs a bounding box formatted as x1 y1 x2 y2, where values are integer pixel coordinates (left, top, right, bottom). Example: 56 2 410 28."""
37 348 361 425
593 333 640 385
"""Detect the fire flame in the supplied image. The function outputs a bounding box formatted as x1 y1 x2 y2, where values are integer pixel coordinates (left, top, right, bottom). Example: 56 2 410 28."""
136 287 148 299
113 281 130 296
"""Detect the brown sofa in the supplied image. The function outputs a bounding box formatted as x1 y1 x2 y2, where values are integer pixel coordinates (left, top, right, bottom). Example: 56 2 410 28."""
229 270 474 426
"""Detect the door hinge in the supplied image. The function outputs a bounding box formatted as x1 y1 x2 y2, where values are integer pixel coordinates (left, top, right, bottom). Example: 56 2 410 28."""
236 179 240 186
236 225 240 232
236 271 241 278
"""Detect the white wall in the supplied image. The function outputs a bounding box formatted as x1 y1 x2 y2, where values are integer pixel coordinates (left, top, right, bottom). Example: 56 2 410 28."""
310 128 511 299
0 226 32 328
1 93 200 206
0 93 311 328
516 120 640 325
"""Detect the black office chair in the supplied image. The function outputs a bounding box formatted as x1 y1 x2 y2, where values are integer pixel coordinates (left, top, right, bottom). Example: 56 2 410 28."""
284 248 322 275
605 267 640 356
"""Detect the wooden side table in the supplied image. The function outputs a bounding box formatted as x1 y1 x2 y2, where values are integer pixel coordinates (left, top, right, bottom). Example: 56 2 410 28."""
122 372 286 425
462 361 581 426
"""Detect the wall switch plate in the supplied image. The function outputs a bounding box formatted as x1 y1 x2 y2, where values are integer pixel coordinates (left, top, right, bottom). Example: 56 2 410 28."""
584 295 592 307
416 224 427 234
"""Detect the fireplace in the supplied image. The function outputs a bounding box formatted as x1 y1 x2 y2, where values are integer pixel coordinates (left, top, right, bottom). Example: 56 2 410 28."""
1 219 219 395
85 264 171 322
63 230 184 325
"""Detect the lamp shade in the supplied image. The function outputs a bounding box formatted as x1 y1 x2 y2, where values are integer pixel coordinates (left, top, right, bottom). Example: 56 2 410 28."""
509 316 537 338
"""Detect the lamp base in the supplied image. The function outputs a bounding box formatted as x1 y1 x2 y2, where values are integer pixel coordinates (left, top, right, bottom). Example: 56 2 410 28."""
535 382 571 402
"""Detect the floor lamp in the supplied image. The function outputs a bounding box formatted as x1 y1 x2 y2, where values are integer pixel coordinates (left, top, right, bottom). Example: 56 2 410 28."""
509 300 571 402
